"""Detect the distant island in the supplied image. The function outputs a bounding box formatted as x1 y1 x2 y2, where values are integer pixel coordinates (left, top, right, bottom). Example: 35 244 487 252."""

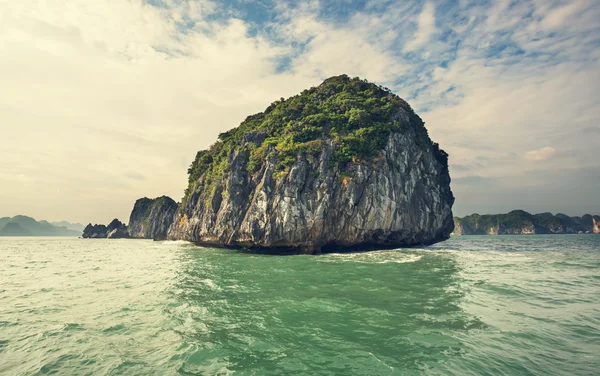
82 219 130 239
0 216 81 236
452 210 600 235
50 221 85 233
81 196 178 239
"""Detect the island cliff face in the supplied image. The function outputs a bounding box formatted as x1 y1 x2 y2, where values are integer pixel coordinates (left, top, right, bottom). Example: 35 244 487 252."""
452 211 600 235
166 75 454 253
128 196 178 240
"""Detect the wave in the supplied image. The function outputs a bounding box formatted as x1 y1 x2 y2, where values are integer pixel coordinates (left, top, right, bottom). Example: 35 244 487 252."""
156 240 194 246
318 250 423 264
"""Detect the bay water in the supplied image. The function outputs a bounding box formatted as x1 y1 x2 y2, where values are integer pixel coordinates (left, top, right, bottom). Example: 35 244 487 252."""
1 235 599 375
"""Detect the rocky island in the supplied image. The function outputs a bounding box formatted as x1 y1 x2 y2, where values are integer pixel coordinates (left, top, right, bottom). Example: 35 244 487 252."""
128 196 178 240
160 75 454 253
82 219 129 238
88 75 455 253
452 211 600 235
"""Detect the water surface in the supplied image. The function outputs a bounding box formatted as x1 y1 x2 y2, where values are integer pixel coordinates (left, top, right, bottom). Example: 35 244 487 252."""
1 235 599 375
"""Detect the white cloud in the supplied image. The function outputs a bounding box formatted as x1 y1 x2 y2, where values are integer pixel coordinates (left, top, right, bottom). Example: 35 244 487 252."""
0 0 598 221
404 2 436 51
539 1 584 30
524 147 557 162
285 20 405 83
0 0 316 223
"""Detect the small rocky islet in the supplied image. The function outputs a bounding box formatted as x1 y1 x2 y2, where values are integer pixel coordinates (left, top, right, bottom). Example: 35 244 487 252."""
82 196 177 239
84 75 456 253
82 219 129 239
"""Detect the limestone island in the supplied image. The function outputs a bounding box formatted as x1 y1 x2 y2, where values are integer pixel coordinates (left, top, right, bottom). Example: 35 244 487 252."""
87 75 455 254
452 211 600 235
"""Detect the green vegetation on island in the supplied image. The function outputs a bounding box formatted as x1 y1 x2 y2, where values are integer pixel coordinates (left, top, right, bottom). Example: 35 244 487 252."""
168 74 454 252
185 74 447 202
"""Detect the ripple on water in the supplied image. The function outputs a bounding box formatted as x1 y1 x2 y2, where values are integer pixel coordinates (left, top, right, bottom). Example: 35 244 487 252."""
318 250 423 264
0 236 599 375
61 323 85 331
102 324 128 334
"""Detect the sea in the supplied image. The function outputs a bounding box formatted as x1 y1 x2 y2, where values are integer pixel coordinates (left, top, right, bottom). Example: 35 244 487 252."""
0 235 599 375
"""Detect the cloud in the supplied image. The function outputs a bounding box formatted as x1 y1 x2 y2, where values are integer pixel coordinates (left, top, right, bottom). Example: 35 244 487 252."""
0 0 313 223
524 147 557 162
0 0 598 222
270 3 409 84
125 172 146 181
452 175 494 186
540 1 584 30
452 166 600 217
404 2 436 51
581 127 600 135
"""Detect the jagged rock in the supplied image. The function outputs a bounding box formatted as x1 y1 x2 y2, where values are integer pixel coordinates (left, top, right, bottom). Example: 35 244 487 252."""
128 196 178 240
166 75 454 253
107 218 127 232
82 219 128 238
593 216 600 234
107 228 130 239
82 224 107 238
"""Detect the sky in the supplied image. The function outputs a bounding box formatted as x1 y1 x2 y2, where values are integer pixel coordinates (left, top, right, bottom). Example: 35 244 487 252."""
0 0 599 224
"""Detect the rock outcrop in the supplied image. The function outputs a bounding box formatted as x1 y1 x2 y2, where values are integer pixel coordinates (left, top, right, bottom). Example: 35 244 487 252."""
82 219 129 238
452 211 600 235
82 224 107 238
594 216 600 234
106 219 129 239
167 75 454 253
128 196 178 240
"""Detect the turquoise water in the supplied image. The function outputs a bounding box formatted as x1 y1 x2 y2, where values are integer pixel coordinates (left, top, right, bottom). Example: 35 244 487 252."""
0 236 599 375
